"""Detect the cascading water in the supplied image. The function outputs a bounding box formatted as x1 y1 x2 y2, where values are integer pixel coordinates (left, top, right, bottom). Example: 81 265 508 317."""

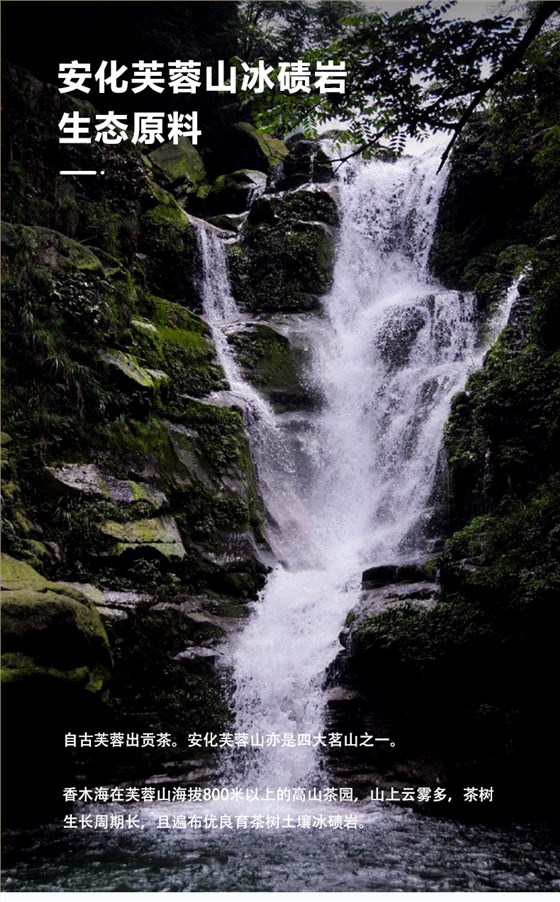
193 147 516 792
6 155 556 898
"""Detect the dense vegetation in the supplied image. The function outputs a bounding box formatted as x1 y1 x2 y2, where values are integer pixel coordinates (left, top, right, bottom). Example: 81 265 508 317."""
339 30 560 815
2 0 559 821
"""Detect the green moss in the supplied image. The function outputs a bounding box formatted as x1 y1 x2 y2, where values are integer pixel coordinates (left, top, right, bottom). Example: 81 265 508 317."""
1 554 51 591
444 257 560 522
150 296 208 334
228 323 313 411
1 555 111 695
100 515 186 560
138 190 196 300
1 652 91 687
99 349 168 389
100 417 179 485
178 399 251 474
232 123 289 168
148 138 206 187
129 298 225 404
144 202 190 229
249 190 338 227
228 221 334 314
442 477 560 607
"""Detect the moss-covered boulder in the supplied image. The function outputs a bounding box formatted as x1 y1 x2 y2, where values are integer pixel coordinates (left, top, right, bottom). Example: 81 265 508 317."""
229 220 335 314
129 296 225 406
275 138 333 190
1 555 111 694
206 213 247 233
228 323 314 411
148 137 207 203
100 514 187 560
138 184 198 301
248 189 338 228
46 463 167 510
226 185 337 315
99 349 170 390
211 122 289 176
202 169 268 216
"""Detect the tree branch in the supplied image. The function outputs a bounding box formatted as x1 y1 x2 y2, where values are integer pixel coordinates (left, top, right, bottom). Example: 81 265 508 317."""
438 0 560 172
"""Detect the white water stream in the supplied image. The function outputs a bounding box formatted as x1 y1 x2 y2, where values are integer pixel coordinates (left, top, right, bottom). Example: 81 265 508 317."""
194 147 516 792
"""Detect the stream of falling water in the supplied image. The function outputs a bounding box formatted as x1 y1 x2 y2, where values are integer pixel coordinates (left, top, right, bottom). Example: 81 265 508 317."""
194 147 516 792
4 152 556 896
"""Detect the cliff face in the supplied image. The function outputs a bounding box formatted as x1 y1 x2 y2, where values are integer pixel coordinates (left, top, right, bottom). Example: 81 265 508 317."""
0 61 256 820
1 56 338 821
3 23 559 823
327 34 560 816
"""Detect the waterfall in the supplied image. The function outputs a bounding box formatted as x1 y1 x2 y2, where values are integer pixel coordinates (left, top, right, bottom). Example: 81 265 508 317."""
193 147 515 792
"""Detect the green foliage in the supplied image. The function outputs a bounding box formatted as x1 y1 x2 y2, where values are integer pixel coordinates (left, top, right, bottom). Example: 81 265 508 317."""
443 478 560 605
237 1 525 154
431 30 560 289
2 227 123 448
236 1 362 61
228 324 312 411
179 400 250 474
130 298 225 406
229 221 334 314
444 247 560 525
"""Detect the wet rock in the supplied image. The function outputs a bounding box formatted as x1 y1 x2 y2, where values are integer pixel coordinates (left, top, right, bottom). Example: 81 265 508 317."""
248 190 338 228
174 647 222 662
195 529 273 569
275 139 333 190
206 213 247 233
100 590 152 608
99 515 186 560
362 562 436 589
1 555 111 695
99 349 170 390
212 122 289 176
228 322 313 411
203 169 267 216
376 305 427 369
228 220 335 315
46 463 167 510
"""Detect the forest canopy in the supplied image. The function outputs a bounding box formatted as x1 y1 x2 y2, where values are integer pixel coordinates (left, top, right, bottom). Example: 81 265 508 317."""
235 0 560 160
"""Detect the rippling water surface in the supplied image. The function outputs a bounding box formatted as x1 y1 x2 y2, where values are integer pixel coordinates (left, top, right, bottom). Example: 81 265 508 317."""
3 809 559 892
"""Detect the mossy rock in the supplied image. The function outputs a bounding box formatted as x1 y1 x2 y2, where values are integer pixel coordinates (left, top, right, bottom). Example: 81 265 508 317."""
275 139 333 190
203 169 267 216
211 122 288 176
229 220 335 314
148 138 207 198
129 297 224 403
45 462 167 509
137 182 197 302
99 349 170 390
206 214 247 233
100 515 186 560
248 190 338 228
228 323 315 411
1 554 111 695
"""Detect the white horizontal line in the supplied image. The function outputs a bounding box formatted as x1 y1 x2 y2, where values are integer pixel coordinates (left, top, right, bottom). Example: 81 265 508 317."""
60 170 97 175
